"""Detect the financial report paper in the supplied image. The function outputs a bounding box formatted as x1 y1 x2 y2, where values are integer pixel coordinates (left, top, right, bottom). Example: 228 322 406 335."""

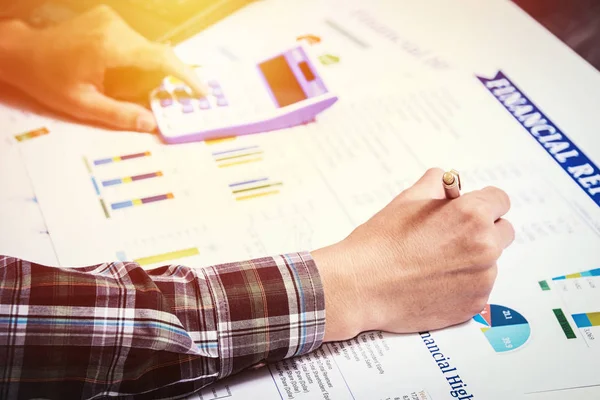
18 68 600 399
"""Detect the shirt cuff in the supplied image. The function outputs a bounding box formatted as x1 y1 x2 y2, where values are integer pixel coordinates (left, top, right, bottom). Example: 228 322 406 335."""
203 251 325 378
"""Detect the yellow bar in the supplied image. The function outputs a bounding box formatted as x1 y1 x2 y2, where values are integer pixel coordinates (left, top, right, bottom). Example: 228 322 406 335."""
588 312 600 326
235 190 279 201
218 157 262 168
113 156 121 162
122 177 133 183
135 247 200 267
566 273 582 279
205 136 236 145
132 199 143 206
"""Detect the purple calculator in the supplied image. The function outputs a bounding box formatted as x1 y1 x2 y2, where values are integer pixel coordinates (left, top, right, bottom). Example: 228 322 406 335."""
150 44 339 144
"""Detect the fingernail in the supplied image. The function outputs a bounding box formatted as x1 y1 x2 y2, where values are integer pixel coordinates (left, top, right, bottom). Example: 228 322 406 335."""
136 114 157 132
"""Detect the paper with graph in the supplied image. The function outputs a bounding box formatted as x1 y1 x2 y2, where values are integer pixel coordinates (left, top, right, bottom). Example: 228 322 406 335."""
18 63 600 400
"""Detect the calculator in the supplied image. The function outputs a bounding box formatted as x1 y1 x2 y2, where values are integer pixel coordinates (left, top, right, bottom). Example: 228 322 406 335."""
150 44 339 144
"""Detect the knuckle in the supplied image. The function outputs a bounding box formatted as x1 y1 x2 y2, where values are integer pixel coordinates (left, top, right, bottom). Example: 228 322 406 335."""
507 219 516 240
472 233 501 264
484 185 511 210
63 89 84 106
459 200 488 228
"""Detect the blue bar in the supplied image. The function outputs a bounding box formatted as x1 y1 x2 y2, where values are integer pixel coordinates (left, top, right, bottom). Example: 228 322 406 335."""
94 158 113 166
91 177 100 195
591 268 600 276
572 313 592 328
212 146 259 156
111 200 133 210
581 271 593 277
229 178 269 187
552 276 566 281
102 178 122 187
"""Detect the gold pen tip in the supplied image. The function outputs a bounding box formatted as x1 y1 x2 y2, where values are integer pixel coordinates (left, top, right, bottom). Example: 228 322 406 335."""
442 172 455 185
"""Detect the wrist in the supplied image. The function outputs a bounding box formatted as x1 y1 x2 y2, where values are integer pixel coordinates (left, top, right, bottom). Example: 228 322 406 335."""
311 242 367 342
0 20 35 86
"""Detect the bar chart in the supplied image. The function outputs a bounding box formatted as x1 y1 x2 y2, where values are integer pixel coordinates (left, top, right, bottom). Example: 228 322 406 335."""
83 149 177 219
211 145 265 168
229 177 283 201
544 268 600 348
112 224 247 270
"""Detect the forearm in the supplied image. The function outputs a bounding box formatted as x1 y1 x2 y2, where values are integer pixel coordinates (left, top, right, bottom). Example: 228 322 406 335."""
0 19 33 87
0 253 325 399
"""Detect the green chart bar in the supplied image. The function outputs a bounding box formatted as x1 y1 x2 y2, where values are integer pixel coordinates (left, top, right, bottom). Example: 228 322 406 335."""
553 309 577 339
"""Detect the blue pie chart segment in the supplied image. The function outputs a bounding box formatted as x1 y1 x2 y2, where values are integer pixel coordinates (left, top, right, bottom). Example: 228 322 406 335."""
473 304 531 353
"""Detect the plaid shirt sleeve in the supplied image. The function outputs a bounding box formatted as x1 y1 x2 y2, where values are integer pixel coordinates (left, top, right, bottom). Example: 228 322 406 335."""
0 252 326 400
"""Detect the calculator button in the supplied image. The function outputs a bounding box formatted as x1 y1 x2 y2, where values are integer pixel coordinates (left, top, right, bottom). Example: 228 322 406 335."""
155 90 173 107
198 99 211 109
208 79 220 88
182 104 195 113
212 87 223 96
216 97 228 107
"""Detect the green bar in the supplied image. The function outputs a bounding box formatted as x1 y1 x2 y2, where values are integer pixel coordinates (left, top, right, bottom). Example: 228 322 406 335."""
538 280 551 291
553 309 577 339
83 157 92 174
215 151 264 162
232 182 283 195
99 199 110 219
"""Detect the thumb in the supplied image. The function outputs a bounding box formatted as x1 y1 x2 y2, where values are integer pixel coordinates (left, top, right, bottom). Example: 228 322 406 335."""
402 167 446 200
70 87 157 132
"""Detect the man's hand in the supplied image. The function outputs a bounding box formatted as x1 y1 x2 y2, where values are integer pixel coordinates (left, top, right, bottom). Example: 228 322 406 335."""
313 168 515 341
0 5 206 132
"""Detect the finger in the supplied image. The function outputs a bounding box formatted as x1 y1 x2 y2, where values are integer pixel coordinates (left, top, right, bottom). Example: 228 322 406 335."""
494 218 515 249
468 186 511 221
403 167 446 200
103 67 167 102
69 87 157 132
147 44 209 96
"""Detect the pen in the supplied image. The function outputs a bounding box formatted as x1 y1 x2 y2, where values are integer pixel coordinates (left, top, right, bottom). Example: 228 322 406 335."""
443 169 461 199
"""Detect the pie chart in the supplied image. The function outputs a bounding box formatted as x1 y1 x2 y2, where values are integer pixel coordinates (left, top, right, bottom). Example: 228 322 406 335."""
473 304 531 353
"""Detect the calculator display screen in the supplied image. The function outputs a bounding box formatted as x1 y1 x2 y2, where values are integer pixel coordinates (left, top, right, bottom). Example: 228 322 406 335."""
259 55 307 107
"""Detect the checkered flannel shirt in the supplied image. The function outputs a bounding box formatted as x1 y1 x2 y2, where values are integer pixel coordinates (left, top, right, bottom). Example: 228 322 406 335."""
0 252 325 399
